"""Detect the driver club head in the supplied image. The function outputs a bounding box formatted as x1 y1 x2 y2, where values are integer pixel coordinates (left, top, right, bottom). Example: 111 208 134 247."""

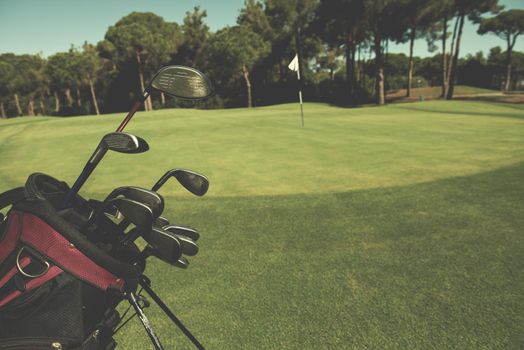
150 65 214 100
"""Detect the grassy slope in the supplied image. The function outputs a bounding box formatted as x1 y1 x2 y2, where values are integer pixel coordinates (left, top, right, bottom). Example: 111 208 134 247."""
1 101 523 197
387 85 501 99
1 101 523 349
386 86 524 104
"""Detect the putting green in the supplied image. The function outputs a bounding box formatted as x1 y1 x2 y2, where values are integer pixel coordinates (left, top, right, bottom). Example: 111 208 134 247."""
0 101 523 198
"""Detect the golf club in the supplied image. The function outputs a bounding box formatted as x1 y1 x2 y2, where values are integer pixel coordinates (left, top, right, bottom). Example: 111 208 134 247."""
141 227 183 263
144 227 197 257
119 215 170 245
85 197 154 235
168 233 198 256
87 198 120 220
115 65 214 132
87 187 163 221
140 245 189 269
173 256 189 269
118 167 208 245
62 132 149 206
152 169 209 196
154 216 170 227
164 224 200 242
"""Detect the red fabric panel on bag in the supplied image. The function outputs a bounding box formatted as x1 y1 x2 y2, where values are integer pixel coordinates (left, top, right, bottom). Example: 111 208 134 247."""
0 265 63 309
16 211 124 291
0 211 22 264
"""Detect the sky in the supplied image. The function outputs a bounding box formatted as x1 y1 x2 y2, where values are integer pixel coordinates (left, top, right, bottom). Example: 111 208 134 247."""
0 0 522 59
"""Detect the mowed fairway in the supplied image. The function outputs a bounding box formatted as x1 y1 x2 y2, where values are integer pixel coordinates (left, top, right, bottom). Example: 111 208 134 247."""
1 101 523 349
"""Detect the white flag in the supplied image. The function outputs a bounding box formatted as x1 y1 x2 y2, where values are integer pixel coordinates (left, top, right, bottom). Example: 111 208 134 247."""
288 54 299 72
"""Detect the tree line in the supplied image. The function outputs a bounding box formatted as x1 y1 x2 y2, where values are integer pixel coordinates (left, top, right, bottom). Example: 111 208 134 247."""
0 0 523 118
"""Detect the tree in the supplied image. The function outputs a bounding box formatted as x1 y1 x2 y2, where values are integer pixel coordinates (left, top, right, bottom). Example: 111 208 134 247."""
390 0 437 97
238 0 285 85
415 54 442 86
488 46 524 90
207 26 270 107
364 0 401 105
510 51 524 90
8 54 46 116
316 45 343 80
0 55 16 117
175 7 210 68
238 0 274 41
446 0 500 99
67 49 85 109
478 9 524 91
239 0 319 85
100 12 182 111
419 0 456 97
315 0 367 99
265 0 319 81
78 43 103 115
457 51 492 88
46 51 78 112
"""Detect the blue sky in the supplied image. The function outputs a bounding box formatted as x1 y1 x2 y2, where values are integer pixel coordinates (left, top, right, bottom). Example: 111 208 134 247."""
0 0 522 58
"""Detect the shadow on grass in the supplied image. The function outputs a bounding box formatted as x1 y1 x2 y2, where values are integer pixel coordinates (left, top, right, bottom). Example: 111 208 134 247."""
392 102 524 120
139 162 524 349
454 94 524 104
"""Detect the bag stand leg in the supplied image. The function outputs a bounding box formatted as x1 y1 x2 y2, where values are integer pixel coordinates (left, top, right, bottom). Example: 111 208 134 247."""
127 291 164 350
139 276 205 350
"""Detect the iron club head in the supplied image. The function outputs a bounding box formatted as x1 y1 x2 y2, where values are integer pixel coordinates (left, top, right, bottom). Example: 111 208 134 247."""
152 169 209 196
142 227 182 263
163 225 200 242
154 216 170 227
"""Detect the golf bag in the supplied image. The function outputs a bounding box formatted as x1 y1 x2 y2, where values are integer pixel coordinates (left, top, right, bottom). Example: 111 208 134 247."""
0 173 143 349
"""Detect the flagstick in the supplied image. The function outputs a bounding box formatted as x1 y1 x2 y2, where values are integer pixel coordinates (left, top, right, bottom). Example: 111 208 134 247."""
296 57 304 127
298 89 304 127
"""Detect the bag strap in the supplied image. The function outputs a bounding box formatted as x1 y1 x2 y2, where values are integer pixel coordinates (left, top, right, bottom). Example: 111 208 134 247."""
0 188 26 212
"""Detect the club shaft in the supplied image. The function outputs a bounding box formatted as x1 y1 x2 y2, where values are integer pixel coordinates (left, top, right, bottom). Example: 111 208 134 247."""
116 101 142 132
116 90 150 132
121 228 140 245
64 89 150 207
62 146 107 206
151 170 172 192
139 277 205 350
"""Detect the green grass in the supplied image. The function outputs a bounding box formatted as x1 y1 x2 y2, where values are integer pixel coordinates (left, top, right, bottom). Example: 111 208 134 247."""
1 101 523 349
453 85 501 95
387 85 501 101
